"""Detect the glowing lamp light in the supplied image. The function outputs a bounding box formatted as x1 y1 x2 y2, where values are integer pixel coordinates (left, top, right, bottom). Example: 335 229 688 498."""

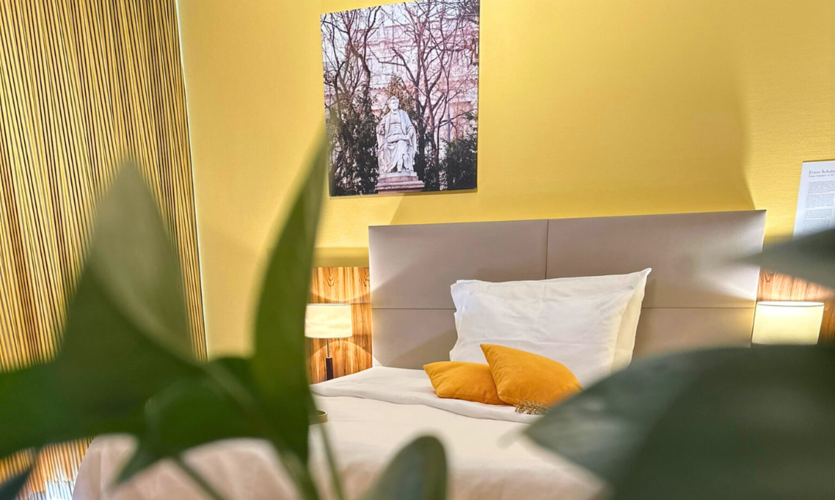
305 304 353 380
305 304 353 340
751 301 824 345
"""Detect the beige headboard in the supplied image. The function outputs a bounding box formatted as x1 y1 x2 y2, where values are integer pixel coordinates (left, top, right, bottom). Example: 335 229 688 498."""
369 211 766 368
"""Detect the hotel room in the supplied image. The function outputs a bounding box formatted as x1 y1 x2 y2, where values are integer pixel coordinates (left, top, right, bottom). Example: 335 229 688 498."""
1 1 834 499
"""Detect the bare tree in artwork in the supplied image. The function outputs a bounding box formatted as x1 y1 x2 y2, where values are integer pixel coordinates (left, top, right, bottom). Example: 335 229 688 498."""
321 0 479 196
321 7 383 195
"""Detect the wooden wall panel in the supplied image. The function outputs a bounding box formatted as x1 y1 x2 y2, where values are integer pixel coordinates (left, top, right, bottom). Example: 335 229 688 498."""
307 267 373 383
0 0 203 497
758 270 835 343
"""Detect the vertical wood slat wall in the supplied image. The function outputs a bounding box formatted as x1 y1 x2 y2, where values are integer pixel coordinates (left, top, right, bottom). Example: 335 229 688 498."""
308 267 373 383
758 270 835 343
0 1 204 497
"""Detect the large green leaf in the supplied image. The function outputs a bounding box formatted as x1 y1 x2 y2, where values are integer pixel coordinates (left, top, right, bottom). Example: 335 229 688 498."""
526 346 835 499
1 366 70 458
115 358 260 485
85 165 194 360
745 228 835 288
0 165 197 459
0 364 142 459
250 140 327 463
361 436 447 500
50 270 197 429
525 349 739 484
52 165 198 425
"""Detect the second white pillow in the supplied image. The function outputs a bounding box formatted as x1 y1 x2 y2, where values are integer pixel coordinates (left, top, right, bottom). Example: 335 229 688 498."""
451 268 651 369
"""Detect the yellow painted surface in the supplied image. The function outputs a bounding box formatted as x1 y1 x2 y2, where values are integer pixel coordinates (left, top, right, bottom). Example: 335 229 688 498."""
177 0 835 356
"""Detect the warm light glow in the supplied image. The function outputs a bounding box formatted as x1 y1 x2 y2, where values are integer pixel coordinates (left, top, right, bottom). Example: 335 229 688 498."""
305 304 353 339
751 301 823 345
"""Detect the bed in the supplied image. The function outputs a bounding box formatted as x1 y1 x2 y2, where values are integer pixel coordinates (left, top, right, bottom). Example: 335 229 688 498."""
73 210 766 500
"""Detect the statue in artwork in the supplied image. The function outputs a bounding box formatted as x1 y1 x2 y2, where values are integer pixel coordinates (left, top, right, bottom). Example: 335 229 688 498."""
376 96 417 175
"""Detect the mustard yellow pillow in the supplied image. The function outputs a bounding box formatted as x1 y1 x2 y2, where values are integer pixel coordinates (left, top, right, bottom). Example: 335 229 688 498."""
424 361 508 406
481 344 582 407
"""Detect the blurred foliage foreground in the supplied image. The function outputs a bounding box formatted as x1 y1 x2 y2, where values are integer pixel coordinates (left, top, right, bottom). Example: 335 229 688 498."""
1 142 833 500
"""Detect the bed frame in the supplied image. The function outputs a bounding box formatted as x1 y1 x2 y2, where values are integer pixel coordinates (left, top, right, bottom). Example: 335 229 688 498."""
368 211 766 368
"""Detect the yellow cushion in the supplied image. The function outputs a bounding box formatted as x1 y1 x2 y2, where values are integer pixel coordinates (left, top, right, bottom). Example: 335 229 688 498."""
424 361 508 406
481 344 583 407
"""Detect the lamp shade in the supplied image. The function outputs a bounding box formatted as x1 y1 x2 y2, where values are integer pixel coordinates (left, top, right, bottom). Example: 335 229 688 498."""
305 304 353 339
751 301 824 345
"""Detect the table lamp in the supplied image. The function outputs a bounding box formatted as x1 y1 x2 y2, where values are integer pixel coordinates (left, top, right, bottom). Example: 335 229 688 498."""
305 304 353 380
751 301 824 345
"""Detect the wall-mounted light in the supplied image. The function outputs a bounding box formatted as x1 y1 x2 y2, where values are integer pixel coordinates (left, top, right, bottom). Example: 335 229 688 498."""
751 301 824 345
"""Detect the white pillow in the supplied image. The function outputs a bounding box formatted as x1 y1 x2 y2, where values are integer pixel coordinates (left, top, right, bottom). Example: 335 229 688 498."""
451 268 651 369
450 288 634 386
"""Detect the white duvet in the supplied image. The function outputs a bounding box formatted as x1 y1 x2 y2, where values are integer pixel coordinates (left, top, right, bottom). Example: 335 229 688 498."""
73 368 603 500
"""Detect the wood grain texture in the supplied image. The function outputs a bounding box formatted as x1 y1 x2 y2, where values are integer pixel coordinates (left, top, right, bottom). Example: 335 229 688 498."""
758 270 835 343
0 1 203 496
307 267 373 383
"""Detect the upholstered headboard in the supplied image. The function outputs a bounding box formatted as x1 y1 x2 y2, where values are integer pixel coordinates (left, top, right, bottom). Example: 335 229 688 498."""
369 211 766 368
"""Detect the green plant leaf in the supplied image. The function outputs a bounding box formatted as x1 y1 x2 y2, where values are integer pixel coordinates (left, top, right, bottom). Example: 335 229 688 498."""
526 346 835 499
525 349 739 484
0 165 198 460
0 455 35 500
745 228 835 288
115 358 259 485
51 270 198 429
361 436 447 500
85 164 195 360
149 371 257 452
250 139 327 463
1 366 69 458
52 165 199 424
0 364 133 459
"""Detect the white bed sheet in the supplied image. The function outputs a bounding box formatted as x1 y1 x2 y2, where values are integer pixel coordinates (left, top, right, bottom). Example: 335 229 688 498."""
73 368 603 500
310 366 537 423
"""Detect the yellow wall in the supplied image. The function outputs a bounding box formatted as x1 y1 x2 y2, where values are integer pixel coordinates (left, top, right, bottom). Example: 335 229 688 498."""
177 0 835 357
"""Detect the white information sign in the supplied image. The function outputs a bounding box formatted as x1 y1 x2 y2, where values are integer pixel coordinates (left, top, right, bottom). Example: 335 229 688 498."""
794 160 835 237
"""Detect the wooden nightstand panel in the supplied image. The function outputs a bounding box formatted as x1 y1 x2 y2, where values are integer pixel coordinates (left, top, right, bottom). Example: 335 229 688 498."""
307 267 373 383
